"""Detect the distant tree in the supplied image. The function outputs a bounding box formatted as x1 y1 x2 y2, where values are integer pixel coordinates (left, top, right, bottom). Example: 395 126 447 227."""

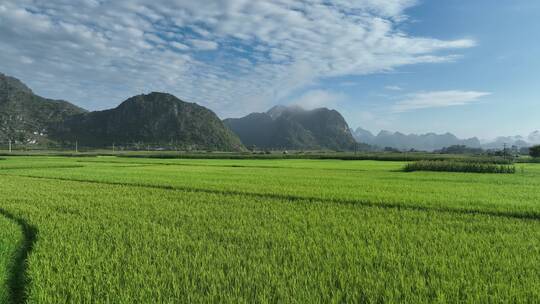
438 145 484 155
384 147 401 153
520 147 530 155
529 145 540 158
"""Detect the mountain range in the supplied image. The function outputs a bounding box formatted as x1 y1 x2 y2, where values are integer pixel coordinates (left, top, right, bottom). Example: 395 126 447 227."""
2 71 538 152
353 128 482 151
223 105 358 151
481 133 540 149
2 72 357 151
353 127 540 151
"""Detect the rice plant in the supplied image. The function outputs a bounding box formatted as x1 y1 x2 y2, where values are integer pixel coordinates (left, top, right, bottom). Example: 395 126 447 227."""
403 160 516 174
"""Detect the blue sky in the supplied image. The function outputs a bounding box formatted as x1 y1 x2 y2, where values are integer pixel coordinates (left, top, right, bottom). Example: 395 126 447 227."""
335 0 540 139
0 0 538 139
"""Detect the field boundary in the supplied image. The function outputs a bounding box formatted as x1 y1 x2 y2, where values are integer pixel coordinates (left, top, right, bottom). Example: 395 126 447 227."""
4 173 540 223
0 209 37 304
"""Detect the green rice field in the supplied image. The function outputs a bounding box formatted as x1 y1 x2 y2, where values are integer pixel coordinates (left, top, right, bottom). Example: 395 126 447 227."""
1 156 540 303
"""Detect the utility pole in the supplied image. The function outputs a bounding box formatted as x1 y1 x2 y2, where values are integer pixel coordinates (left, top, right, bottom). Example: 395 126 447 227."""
8 139 12 153
503 143 507 161
112 142 115 153
75 140 78 153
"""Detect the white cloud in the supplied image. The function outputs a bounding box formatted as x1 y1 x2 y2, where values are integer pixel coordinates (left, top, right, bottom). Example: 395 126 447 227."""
290 90 346 110
385 85 403 91
0 0 476 117
392 90 491 113
170 42 189 51
188 39 219 51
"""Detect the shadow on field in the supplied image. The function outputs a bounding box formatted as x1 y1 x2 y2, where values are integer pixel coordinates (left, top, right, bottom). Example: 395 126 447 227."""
0 209 37 304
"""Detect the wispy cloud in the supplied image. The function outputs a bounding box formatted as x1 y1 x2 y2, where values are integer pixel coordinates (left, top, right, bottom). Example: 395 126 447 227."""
385 85 403 91
392 90 491 113
188 39 219 51
0 0 476 117
290 90 345 110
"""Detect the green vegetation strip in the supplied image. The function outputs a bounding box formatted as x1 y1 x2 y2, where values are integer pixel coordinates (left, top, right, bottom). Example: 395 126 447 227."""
404 160 516 174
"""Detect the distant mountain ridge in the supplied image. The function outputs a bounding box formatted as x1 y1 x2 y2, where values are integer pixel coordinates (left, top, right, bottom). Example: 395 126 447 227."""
354 127 540 151
224 105 357 150
481 132 540 149
353 127 482 151
50 92 245 151
0 73 86 143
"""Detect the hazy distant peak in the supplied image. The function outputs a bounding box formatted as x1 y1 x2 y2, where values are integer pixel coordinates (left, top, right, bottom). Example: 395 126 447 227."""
354 128 482 151
354 127 374 139
474 134 538 149
378 130 394 137
493 135 524 142
528 131 540 144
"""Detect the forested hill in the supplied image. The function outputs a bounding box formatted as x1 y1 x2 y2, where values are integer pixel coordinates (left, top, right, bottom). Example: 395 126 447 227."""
224 105 357 151
50 92 245 151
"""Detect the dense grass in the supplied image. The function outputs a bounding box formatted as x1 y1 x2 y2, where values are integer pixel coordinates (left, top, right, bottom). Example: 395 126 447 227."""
404 160 516 174
1 157 540 302
517 157 540 163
